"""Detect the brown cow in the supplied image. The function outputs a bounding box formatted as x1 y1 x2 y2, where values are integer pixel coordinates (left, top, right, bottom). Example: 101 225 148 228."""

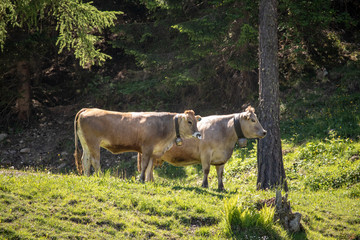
74 108 201 181
138 106 266 190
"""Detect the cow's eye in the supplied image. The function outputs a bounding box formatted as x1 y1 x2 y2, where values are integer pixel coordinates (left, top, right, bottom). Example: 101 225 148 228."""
188 121 193 125
251 119 256 123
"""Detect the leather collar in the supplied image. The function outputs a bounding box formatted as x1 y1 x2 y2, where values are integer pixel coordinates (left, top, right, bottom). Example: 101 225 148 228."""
234 114 245 139
174 114 180 139
174 115 183 146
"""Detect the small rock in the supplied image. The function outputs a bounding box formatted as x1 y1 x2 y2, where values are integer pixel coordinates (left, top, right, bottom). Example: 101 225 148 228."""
0 133 8 142
350 155 359 162
20 148 31 153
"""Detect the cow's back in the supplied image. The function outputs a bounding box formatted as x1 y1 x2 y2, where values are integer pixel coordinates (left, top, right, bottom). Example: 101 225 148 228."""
78 109 174 154
197 115 235 143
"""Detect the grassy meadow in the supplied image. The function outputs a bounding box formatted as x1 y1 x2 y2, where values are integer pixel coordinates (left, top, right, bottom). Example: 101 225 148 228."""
1 82 360 239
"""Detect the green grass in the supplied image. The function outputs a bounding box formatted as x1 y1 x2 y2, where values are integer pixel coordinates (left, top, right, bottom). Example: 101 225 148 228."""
1 138 360 240
1 67 360 239
2 140 357 239
0 171 226 239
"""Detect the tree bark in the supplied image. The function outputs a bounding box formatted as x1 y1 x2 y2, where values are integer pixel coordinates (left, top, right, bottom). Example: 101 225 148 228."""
15 61 31 121
257 0 288 191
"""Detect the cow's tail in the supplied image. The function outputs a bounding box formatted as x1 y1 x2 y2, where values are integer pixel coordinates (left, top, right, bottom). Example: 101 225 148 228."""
137 153 142 172
74 109 86 175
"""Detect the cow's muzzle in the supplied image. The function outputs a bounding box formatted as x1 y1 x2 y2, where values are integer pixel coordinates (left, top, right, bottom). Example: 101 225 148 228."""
193 132 202 139
262 130 267 138
257 130 267 139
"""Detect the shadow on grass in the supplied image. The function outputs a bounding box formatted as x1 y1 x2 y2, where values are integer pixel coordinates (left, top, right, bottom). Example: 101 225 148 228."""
170 185 238 199
229 225 308 240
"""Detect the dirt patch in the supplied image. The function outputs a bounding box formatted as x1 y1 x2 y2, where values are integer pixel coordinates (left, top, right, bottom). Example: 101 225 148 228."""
0 104 138 176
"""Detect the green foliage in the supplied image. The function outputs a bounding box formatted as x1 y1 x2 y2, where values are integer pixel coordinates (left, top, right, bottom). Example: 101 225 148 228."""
111 0 259 107
278 0 358 82
346 183 360 199
54 0 121 67
295 130 355 166
0 0 16 51
85 72 172 111
107 0 360 111
0 0 122 67
284 130 360 190
223 196 285 239
303 160 360 190
281 67 360 142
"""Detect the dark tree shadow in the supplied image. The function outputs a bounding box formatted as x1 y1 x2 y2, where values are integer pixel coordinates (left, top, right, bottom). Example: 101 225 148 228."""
155 162 187 179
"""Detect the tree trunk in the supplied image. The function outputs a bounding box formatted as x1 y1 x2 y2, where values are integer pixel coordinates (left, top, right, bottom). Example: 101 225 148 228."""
15 61 31 121
257 0 288 191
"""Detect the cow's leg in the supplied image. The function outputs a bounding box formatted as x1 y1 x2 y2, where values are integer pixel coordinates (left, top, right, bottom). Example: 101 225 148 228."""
201 156 211 188
82 151 91 176
90 148 101 176
80 141 92 176
145 158 154 182
80 134 101 176
216 164 225 191
149 160 156 181
140 151 151 182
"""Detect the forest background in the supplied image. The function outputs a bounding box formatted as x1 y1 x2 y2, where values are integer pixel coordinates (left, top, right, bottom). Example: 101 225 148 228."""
1 0 359 123
1 1 360 239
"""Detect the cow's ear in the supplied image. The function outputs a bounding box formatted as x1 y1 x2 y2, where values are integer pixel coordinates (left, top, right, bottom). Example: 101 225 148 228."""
177 114 186 122
196 115 202 121
184 110 195 116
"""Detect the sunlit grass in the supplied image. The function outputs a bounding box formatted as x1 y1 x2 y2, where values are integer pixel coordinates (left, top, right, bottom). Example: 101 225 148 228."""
1 74 360 239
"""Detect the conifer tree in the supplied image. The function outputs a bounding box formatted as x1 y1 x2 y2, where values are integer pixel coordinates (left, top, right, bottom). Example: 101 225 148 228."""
1 0 121 67
112 0 259 109
0 0 122 120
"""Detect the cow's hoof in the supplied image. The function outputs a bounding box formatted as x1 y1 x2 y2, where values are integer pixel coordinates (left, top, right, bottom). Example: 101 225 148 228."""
201 183 208 188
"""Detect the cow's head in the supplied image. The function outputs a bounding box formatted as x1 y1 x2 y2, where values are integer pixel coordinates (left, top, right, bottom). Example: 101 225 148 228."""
240 106 267 139
178 110 202 140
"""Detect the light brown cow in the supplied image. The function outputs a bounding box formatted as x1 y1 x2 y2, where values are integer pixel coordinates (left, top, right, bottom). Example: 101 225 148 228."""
138 106 266 190
74 108 201 181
